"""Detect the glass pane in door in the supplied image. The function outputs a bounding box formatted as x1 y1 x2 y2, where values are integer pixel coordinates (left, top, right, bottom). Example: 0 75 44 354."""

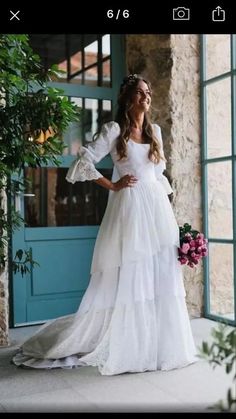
207 161 233 239
102 34 111 87
206 35 230 80
206 78 231 159
209 243 234 321
24 167 113 227
63 97 112 156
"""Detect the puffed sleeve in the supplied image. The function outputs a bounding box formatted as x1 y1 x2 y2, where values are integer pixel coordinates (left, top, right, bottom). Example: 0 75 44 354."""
153 124 173 195
66 121 120 183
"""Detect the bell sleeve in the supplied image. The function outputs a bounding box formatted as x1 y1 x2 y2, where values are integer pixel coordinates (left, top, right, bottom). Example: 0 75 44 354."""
154 124 173 195
66 121 119 184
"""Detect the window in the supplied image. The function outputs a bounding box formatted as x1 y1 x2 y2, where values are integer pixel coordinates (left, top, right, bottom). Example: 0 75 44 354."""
29 34 111 87
201 35 236 326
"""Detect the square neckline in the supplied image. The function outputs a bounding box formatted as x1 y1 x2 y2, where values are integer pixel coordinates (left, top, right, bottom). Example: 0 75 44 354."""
129 138 149 145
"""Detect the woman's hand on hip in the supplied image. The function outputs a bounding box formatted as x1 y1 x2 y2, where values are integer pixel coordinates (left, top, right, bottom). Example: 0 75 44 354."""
112 174 138 191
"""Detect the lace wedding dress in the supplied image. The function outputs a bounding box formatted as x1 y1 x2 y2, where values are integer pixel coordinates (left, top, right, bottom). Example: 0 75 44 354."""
13 121 197 375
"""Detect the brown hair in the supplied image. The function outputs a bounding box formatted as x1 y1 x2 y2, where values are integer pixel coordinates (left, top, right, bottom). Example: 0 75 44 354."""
115 74 164 163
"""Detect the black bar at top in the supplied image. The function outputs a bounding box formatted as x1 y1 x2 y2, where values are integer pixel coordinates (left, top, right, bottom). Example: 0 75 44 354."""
0 1 234 34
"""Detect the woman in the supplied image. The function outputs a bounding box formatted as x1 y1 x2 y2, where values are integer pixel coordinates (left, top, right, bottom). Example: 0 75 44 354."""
13 74 197 375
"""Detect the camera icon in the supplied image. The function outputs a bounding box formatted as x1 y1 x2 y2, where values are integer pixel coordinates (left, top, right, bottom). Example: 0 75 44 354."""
173 6 190 20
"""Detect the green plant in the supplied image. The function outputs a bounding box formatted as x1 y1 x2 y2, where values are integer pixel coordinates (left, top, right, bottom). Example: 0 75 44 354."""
0 34 80 274
199 323 236 412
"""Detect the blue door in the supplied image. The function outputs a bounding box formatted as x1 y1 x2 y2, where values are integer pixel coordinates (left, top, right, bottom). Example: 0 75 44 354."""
11 34 125 326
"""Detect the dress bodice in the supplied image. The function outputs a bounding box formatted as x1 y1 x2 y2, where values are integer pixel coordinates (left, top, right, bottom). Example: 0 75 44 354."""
110 139 166 183
66 121 173 195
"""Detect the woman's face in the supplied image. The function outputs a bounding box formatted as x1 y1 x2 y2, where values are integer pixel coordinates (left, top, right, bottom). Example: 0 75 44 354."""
131 80 151 112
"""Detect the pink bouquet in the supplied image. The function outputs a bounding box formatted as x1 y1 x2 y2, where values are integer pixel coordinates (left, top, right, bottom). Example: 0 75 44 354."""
178 223 208 268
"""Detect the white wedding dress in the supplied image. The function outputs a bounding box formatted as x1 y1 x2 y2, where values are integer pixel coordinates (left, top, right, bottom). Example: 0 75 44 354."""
13 121 197 375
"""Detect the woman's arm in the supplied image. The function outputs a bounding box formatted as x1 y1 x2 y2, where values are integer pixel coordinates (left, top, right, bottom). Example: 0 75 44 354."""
94 174 138 191
66 122 119 184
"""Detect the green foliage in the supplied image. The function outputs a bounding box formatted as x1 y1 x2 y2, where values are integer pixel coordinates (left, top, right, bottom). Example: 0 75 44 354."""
12 249 40 277
199 323 236 412
179 223 199 241
0 34 80 274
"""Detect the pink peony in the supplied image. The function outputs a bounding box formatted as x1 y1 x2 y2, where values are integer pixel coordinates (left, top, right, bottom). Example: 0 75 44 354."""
181 242 190 254
178 224 208 268
184 233 192 242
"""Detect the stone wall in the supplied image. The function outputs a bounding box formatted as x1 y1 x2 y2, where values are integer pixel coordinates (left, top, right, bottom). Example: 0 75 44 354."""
169 35 202 316
0 189 9 346
126 34 202 316
0 269 9 346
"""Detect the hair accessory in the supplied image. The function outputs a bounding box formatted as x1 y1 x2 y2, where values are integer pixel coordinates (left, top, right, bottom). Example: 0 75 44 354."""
120 74 138 90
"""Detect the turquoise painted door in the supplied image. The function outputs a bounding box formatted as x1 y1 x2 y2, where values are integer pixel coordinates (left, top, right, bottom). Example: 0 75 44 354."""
11 35 125 326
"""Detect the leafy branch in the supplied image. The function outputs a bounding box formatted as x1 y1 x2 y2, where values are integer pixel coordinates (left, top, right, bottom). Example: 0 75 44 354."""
12 249 40 277
199 323 236 412
0 34 80 275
